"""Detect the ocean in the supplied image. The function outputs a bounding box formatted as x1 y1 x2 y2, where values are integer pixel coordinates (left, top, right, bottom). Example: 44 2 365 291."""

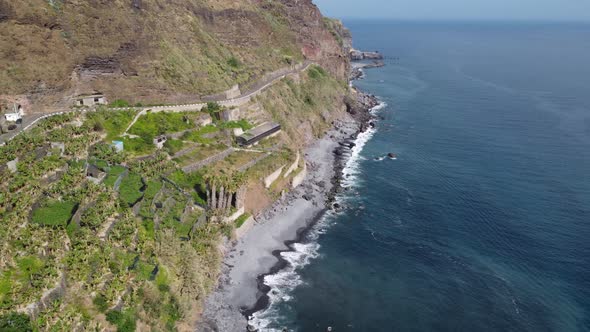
251 21 590 331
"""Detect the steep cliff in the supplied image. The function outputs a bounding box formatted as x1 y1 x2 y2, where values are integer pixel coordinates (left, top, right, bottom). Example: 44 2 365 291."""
0 1 360 331
0 0 350 110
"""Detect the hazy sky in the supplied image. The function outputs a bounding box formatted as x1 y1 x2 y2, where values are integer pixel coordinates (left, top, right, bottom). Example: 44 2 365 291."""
313 0 590 22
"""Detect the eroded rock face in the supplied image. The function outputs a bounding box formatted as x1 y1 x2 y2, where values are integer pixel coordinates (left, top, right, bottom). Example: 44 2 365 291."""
0 0 351 111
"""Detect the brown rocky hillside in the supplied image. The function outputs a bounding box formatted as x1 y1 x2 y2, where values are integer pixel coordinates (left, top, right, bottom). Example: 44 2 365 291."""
0 0 351 112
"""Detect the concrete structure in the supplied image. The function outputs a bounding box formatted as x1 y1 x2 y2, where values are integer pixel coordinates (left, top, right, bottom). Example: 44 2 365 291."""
195 113 213 127
153 135 167 149
74 93 107 107
4 104 23 122
237 122 281 147
221 107 240 121
284 151 300 178
291 162 307 189
264 165 285 188
86 164 106 183
111 141 124 152
49 142 65 157
233 128 244 136
7 158 18 173
224 206 246 224
225 84 241 99
234 215 256 239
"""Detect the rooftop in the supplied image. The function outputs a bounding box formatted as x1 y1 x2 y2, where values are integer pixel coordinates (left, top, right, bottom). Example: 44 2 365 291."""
239 122 281 141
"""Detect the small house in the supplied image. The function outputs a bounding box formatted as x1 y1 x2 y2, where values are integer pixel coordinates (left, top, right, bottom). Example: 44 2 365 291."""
74 93 107 107
4 104 23 122
153 135 167 149
236 122 281 147
111 141 124 153
86 164 106 183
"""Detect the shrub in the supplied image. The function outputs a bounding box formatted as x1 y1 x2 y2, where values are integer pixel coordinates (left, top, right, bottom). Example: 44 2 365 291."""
109 99 130 108
0 312 32 332
93 294 109 312
106 310 136 332
227 56 240 68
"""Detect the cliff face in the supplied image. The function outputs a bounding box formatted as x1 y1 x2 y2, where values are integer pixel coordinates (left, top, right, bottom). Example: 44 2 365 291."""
0 0 350 110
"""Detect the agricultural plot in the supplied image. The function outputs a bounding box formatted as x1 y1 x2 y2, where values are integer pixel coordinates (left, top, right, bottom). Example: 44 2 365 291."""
31 200 78 227
118 173 145 207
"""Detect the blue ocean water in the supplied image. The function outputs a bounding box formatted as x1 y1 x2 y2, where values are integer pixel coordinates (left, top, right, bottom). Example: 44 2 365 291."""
252 22 590 331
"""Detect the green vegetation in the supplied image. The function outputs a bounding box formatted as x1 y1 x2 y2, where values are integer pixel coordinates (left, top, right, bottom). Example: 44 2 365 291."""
128 112 194 137
308 65 327 80
108 99 131 108
219 119 254 131
103 165 127 188
0 7 349 325
235 213 251 228
118 173 144 206
227 56 240 68
106 309 137 332
31 200 77 227
163 139 184 155
0 312 32 332
86 109 137 140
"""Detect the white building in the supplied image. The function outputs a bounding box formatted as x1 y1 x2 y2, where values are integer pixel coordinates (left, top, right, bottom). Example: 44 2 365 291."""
74 93 107 107
4 104 23 122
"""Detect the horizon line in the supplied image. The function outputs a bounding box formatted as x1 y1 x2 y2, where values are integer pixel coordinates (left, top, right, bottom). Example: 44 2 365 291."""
328 17 590 24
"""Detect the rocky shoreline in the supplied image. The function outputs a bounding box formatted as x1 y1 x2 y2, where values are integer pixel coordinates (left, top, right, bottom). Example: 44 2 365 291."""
197 57 380 332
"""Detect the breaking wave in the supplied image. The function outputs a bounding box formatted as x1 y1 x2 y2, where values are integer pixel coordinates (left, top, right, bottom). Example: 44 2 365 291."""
248 102 385 331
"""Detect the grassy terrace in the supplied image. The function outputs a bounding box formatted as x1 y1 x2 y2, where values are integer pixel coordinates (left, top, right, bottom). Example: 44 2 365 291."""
243 148 294 182
31 200 77 227
207 150 265 172
128 112 195 137
118 173 144 207
173 144 228 167
103 165 127 188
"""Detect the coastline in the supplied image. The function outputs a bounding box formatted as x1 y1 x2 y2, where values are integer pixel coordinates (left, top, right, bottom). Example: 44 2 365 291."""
197 64 381 332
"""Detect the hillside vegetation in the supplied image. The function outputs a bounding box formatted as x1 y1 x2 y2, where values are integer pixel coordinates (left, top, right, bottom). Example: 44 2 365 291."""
0 0 358 330
0 0 350 110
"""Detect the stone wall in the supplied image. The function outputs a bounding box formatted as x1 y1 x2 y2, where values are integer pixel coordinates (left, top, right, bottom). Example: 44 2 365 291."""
264 165 285 188
224 206 245 224
234 215 256 239
23 272 67 319
291 161 307 189
181 148 234 173
284 151 300 178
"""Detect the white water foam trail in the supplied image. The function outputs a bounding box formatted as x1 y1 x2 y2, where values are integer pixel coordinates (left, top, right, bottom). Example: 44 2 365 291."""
249 102 386 331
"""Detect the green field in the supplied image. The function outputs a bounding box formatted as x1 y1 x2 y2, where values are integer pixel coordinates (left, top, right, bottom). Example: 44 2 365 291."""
31 200 78 227
128 112 194 137
119 173 144 207
103 165 127 188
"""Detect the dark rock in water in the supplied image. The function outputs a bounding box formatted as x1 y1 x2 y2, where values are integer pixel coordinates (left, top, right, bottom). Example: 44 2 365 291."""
334 149 343 156
388 153 397 159
369 122 376 128
247 324 258 332
333 203 341 210
348 142 356 148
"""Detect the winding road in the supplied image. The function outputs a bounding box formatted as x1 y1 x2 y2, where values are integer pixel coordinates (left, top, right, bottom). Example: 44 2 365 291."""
0 61 314 145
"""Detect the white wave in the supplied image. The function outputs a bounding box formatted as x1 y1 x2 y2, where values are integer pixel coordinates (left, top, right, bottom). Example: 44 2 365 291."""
249 102 386 330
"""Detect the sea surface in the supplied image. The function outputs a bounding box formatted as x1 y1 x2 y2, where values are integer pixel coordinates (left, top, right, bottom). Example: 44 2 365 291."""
251 21 590 331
